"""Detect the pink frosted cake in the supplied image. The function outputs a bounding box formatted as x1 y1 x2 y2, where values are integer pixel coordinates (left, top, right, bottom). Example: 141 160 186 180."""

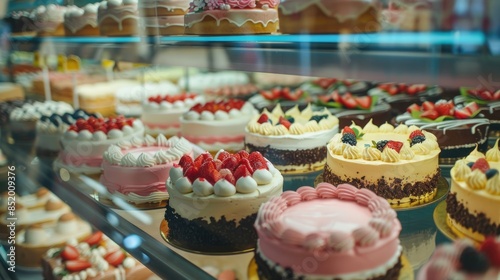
100 135 193 206
255 183 402 279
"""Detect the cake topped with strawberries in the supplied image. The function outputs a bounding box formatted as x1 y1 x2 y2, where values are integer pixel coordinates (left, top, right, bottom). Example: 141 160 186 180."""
396 99 490 163
249 86 309 110
460 86 500 133
165 149 283 252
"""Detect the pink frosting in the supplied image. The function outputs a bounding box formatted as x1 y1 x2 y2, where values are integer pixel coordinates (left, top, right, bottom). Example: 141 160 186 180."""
227 0 256 9
181 135 244 145
296 186 318 201
59 151 102 167
281 191 302 206
258 0 279 8
316 182 338 198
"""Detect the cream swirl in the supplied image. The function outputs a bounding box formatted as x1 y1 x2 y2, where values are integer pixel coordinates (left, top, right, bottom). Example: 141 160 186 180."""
120 153 136 167
381 147 399 162
157 134 169 147
393 124 408 134
466 169 487 190
274 124 289 135
343 145 361 159
337 184 357 201
362 147 381 161
369 218 392 237
362 119 379 133
281 191 302 206
300 104 313 119
316 183 337 198
137 153 155 167
422 139 439 151
227 0 256 9
331 142 346 155
289 123 306 135
399 145 415 160
379 122 394 132
328 231 354 252
466 144 485 162
304 121 320 132
452 159 471 181
154 150 169 164
411 143 429 155
144 134 156 146
281 228 305 246
259 122 274 135
485 140 500 162
258 0 279 8
304 233 327 250
297 186 318 201
486 172 500 195
103 145 123 164
130 136 144 147
355 188 378 206
352 226 379 247
271 105 283 116
247 122 261 133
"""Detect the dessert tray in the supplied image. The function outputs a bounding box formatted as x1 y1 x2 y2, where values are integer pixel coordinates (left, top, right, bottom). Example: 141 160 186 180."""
314 173 449 211
247 254 414 280
159 219 255 255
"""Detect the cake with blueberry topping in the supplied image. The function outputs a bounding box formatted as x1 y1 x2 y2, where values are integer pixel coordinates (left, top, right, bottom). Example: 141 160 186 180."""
255 183 402 279
323 120 441 207
447 141 500 242
165 150 283 252
245 104 339 174
100 135 193 207
180 99 257 153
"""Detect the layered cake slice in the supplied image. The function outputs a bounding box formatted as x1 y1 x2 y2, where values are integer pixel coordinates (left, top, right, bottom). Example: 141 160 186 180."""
245 104 339 174
447 141 500 242
165 150 283 252
324 120 441 207
255 183 402 279
100 135 193 207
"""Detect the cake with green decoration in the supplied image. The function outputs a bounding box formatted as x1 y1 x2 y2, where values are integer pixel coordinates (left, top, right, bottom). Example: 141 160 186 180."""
245 104 339 174
459 86 500 134
323 120 441 208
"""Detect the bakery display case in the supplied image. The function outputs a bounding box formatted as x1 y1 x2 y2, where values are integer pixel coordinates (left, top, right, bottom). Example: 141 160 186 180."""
1 0 500 279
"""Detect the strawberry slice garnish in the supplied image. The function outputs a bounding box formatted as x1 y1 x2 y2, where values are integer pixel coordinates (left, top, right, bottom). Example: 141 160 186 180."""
105 250 125 267
494 90 500 100
61 245 79 261
85 231 103 246
355 96 372 110
237 150 250 159
282 88 303 101
248 151 267 170
257 114 269 124
407 103 421 113
421 109 439 120
385 141 404 153
178 155 193 170
66 260 92 272
471 158 490 173
234 165 251 181
221 156 239 171
464 102 480 114
219 169 236 185
239 158 254 174
342 126 355 136
454 108 472 119
278 116 292 129
216 150 231 162
184 166 199 183
260 89 279 100
194 153 212 168
409 130 425 139
434 100 454 116
339 94 357 109
422 101 435 111
387 86 399 95
478 90 493 101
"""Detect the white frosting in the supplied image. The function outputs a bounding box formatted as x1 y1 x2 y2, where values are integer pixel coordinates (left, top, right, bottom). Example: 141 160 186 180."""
10 101 73 122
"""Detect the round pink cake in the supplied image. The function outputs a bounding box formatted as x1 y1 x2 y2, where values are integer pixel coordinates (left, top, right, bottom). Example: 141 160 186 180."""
255 183 403 279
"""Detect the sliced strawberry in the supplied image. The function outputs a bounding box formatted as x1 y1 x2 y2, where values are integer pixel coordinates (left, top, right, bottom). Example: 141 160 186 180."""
342 126 355 136
219 168 232 177
282 88 303 101
260 90 278 100
213 159 222 170
198 161 216 178
105 250 125 267
278 116 292 129
248 151 268 170
479 236 500 267
206 169 221 185
66 260 92 272
454 108 472 119
239 158 254 174
318 95 332 103
257 114 269 124
397 83 408 92
316 78 336 89
68 124 78 132
339 94 357 109
234 165 251 181
216 150 231 162
478 90 493 101
409 130 425 139
61 245 79 261
75 119 87 129
464 102 480 114
237 150 249 159
331 91 341 102
407 84 425 95
406 103 421 113
385 141 404 153
387 86 399 95
355 96 372 109
194 153 212 168
85 231 103 246
421 109 439 120
471 158 490 173
191 103 203 113
178 155 193 169
494 90 500 100
422 101 435 111
221 172 236 185
221 156 239 171
378 83 392 91
434 100 454 116
184 166 199 183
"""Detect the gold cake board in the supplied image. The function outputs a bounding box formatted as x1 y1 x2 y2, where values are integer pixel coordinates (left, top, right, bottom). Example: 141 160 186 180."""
433 200 483 245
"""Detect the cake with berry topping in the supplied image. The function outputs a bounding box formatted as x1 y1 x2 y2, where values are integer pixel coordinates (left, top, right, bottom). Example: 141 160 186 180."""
184 0 280 35
417 237 500 280
54 116 144 175
315 92 392 128
16 213 92 268
141 93 204 136
303 78 371 95
165 150 283 252
396 99 490 163
447 142 500 242
100 135 193 207
245 104 339 174
249 87 309 111
460 87 500 134
255 183 403 279
42 232 154 280
324 121 441 207
180 99 257 153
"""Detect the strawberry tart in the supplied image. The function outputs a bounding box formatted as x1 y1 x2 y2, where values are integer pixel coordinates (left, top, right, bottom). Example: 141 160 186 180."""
245 104 339 174
255 183 402 279
447 142 500 242
54 116 144 176
417 237 500 280
249 87 309 111
184 0 280 35
396 99 490 163
165 150 283 252
100 135 193 207
324 121 441 207
63 3 100 36
460 87 500 134
141 93 204 137
16 213 92 268
98 0 139 36
315 92 392 128
278 0 381 34
180 99 257 153
42 232 155 280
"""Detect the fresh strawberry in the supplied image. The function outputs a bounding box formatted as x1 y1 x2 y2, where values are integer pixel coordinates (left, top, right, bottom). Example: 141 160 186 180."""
316 78 336 89
61 245 79 261
422 101 435 111
278 116 292 129
385 141 404 153
387 86 399 95
248 151 268 170
378 83 391 91
479 236 500 267
194 152 212 167
206 169 221 185
318 95 332 103
407 103 421 113
234 165 251 181
191 103 203 113
68 125 78 132
66 260 92 272
454 108 472 119
213 159 222 170
216 150 231 162
239 158 254 174
342 126 355 136
434 100 454 116
409 129 425 138
178 155 193 169
219 168 232 177
282 88 303 101
331 91 341 102
407 84 423 95
339 94 357 109
221 172 236 185
85 231 103 246
421 109 439 120
260 89 279 100
494 90 500 100
257 114 269 124
471 158 490 173
199 161 216 178
397 83 408 92
105 250 125 267
464 102 480 114
221 156 239 171
478 90 493 101
184 166 199 183
237 150 249 159
355 96 372 109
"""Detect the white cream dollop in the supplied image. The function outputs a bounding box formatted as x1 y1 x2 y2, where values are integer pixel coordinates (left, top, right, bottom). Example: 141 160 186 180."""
200 111 215 121
169 166 184 183
174 177 193 194
92 131 107 141
236 176 257 193
78 130 93 140
25 227 47 245
121 125 134 136
214 179 236 197
193 178 214 196
252 169 272 184
136 153 155 167
157 134 169 147
108 129 123 139
120 153 137 167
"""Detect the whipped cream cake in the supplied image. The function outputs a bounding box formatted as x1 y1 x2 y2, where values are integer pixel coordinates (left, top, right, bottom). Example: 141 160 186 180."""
180 99 257 153
165 150 283 252
115 81 179 116
255 183 402 279
98 0 139 36
245 104 339 174
33 4 67 36
101 135 193 206
64 3 100 36
142 0 190 35
324 120 441 207
447 141 500 242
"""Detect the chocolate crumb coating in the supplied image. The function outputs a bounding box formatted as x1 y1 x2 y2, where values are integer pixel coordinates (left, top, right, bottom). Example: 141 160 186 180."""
245 143 326 168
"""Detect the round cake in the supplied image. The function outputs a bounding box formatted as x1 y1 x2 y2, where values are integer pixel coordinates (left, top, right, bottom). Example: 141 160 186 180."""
323 120 441 207
245 104 339 174
180 99 257 153
100 135 193 207
142 0 190 35
459 87 500 134
184 0 280 35
255 183 402 279
98 0 139 36
63 3 100 36
33 4 67 36
447 141 500 242
165 150 283 252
